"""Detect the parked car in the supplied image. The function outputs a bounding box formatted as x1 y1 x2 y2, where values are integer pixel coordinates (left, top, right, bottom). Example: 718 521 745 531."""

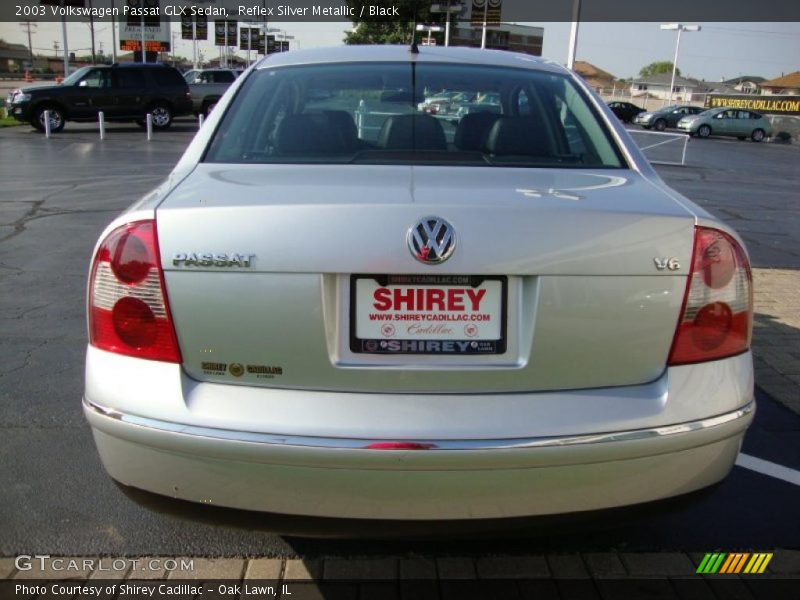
455 92 503 118
677 107 772 142
418 90 475 115
83 46 754 521
607 100 644 123
633 104 705 131
183 68 242 117
7 63 193 132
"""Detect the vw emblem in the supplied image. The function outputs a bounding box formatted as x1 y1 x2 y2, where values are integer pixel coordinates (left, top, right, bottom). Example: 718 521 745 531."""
408 216 456 264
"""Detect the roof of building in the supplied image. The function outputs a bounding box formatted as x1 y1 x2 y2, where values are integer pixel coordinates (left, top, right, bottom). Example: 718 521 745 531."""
722 75 766 85
573 60 616 82
631 73 701 88
760 71 800 89
0 39 30 61
700 83 739 94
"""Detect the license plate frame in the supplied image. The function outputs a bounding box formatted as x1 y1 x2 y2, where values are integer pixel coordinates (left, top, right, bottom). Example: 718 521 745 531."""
349 274 508 355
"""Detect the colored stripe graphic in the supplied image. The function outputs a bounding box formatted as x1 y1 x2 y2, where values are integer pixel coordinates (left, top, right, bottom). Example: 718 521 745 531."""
698 553 725 574
698 552 774 574
696 553 714 573
719 554 736 574
729 553 750 574
744 553 774 574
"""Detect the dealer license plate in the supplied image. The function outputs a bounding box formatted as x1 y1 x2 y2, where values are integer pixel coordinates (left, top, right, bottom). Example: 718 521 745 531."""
350 275 507 354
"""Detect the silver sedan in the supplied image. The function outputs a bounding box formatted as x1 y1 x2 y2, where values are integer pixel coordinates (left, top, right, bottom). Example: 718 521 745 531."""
84 46 754 521
677 107 772 142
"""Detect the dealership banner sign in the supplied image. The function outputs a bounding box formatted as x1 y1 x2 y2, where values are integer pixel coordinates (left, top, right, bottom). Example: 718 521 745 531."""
705 94 800 117
119 0 170 52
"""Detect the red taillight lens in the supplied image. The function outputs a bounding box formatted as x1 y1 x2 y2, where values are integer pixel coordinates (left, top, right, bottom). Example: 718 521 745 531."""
668 226 752 365
89 220 182 363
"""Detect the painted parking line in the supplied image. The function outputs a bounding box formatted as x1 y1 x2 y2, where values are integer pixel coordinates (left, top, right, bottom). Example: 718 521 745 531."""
736 453 800 486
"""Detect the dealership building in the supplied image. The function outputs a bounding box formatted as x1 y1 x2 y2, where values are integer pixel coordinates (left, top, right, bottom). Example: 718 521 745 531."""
449 23 544 56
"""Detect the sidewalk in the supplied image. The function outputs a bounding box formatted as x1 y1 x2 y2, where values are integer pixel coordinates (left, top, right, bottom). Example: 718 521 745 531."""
752 268 800 414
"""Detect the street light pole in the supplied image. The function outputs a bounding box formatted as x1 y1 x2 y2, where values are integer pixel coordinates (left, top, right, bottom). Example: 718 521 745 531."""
480 0 488 49
444 0 451 46
566 0 581 69
430 2 462 47
661 23 701 106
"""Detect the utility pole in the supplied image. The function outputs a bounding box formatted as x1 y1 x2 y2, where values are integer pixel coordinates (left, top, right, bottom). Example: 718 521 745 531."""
110 0 117 62
88 0 96 64
140 14 146 63
192 18 198 69
61 15 69 76
20 21 37 69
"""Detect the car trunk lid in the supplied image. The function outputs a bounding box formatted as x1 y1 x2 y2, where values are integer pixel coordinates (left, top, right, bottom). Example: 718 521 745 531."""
156 164 695 393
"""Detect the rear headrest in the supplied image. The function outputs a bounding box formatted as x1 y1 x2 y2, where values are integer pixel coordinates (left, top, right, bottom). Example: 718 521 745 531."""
323 110 360 150
274 114 341 155
377 114 447 151
485 117 553 157
454 112 501 151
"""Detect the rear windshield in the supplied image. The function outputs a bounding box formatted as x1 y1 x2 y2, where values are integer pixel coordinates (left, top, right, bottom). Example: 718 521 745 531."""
204 62 626 169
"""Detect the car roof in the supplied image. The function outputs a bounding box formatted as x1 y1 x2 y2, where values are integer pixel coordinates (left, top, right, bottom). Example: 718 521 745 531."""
254 45 567 75
109 62 175 69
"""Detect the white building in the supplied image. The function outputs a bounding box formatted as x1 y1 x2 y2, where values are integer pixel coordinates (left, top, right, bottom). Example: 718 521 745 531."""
630 73 703 102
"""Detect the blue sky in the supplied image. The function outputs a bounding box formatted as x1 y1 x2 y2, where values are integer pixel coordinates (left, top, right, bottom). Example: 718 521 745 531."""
2 20 797 81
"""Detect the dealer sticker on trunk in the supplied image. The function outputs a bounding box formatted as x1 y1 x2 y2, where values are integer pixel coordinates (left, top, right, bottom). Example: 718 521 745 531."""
350 275 507 354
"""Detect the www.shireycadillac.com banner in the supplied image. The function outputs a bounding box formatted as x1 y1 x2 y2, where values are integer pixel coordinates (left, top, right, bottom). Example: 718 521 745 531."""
705 94 800 117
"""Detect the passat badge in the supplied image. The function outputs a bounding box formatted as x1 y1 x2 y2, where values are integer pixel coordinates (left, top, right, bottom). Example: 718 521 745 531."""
408 217 456 264
173 252 254 267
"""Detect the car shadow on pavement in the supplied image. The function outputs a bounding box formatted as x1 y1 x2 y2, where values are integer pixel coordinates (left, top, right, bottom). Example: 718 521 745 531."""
116 479 730 553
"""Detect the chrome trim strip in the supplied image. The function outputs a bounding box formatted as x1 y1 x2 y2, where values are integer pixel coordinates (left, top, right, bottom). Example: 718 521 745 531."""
84 398 754 452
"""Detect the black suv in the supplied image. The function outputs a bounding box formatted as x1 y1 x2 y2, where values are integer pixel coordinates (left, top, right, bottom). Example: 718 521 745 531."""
7 63 193 132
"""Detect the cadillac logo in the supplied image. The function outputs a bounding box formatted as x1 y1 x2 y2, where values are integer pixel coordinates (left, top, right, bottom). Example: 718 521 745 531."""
408 216 456 264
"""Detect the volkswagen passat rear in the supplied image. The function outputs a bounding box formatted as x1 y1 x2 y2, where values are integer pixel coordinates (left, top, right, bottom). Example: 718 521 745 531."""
83 46 754 520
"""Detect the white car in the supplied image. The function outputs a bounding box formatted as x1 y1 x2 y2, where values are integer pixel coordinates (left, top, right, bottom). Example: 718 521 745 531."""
84 46 754 521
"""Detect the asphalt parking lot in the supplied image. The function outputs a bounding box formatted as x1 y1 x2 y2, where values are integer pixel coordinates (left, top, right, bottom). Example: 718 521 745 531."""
0 120 798 580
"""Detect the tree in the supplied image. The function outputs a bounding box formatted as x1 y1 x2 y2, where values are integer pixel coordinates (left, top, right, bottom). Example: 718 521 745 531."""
343 1 441 45
345 21 415 45
639 61 680 78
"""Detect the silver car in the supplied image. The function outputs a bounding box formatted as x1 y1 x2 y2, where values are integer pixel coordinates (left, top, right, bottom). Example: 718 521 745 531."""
84 46 754 521
677 107 772 142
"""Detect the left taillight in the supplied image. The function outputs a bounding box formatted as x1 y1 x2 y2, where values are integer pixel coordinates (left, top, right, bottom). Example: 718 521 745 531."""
88 220 182 363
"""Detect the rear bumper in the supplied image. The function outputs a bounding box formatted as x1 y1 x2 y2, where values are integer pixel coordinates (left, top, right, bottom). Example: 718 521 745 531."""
84 348 755 519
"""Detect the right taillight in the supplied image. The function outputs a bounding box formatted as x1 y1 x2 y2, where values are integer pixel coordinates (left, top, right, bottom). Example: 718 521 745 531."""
88 220 182 363
668 226 753 365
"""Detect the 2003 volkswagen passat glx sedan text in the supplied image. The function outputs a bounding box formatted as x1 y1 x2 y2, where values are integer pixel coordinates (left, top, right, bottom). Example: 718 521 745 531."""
84 46 754 520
